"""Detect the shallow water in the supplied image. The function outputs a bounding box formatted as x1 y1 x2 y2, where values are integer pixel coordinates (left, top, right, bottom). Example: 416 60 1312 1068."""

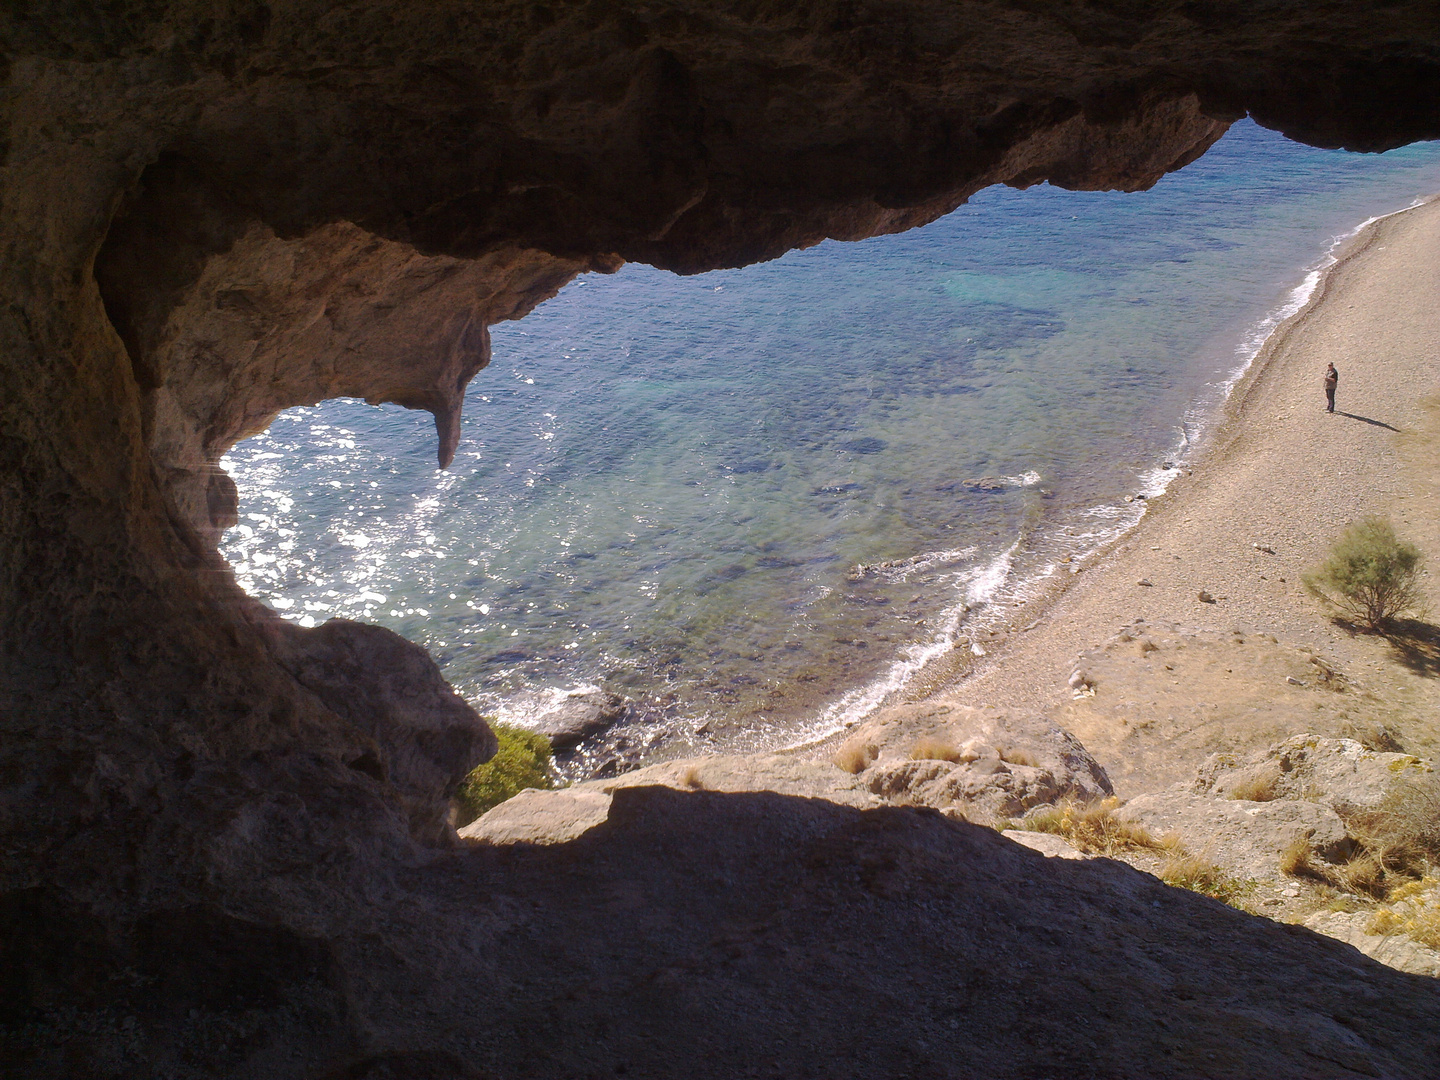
222 120 1440 773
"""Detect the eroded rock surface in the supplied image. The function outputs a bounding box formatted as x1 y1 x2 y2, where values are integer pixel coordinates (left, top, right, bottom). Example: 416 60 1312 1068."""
1304 908 1440 979
1120 789 1350 884
8 2 1440 1073
840 703 1113 822
1196 733 1433 812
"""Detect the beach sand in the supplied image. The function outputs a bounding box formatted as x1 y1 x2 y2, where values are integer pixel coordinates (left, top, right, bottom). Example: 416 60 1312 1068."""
483 189 1440 984
907 195 1440 793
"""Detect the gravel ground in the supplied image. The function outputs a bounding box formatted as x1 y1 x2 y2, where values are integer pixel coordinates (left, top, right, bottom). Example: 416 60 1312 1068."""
917 195 1440 793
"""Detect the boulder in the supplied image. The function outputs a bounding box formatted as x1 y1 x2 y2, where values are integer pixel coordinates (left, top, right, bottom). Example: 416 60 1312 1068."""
502 688 629 750
599 754 876 809
1196 735 1431 812
1118 789 1350 883
1303 910 1440 979
459 789 613 845
838 706 1113 822
1004 830 1089 860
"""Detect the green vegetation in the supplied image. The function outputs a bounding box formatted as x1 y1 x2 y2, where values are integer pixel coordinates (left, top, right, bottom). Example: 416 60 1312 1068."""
1303 517 1426 631
457 723 555 825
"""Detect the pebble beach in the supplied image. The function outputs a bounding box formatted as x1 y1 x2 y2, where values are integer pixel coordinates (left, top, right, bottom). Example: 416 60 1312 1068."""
916 194 1440 792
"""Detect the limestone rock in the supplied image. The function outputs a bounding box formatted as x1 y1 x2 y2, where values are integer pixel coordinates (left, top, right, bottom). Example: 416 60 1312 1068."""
1196 735 1431 812
459 788 612 846
505 688 629 750
1119 789 1349 883
864 759 959 799
11 3 1440 1074
849 708 1112 822
1303 910 1440 978
265 617 496 844
1004 830 1089 860
598 753 876 808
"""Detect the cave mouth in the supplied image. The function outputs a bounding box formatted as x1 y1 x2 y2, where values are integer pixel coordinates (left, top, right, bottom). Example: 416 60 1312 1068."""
210 119 1440 782
13 3 1440 1072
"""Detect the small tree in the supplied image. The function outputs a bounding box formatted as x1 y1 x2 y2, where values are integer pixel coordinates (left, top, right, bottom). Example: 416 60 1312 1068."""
456 723 555 825
1304 517 1426 631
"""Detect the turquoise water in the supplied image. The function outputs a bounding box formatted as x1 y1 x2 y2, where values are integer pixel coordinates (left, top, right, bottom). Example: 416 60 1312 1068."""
222 120 1440 773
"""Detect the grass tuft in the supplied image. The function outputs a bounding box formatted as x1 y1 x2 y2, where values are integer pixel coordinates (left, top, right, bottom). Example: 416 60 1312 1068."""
1228 767 1281 802
456 723 554 825
1367 876 1440 950
834 741 878 774
1160 853 1258 909
1280 832 1425 900
1018 797 1168 857
909 738 962 763
998 747 1038 768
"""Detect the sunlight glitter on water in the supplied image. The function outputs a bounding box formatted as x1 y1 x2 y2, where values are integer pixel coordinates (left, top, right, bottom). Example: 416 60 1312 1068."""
220 122 1440 771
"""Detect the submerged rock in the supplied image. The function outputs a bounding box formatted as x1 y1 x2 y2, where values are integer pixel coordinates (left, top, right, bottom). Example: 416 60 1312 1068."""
507 689 629 750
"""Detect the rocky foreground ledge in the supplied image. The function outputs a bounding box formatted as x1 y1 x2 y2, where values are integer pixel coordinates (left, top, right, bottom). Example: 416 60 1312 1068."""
450 191 1440 1078
7 3 1440 1076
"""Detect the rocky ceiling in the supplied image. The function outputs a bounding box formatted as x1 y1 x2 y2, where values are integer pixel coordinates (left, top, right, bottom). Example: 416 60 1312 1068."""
3 2 1440 1075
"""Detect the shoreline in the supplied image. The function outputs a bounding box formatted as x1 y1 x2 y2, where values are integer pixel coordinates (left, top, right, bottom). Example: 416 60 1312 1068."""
847 191 1440 790
784 195 1438 753
480 185 1440 971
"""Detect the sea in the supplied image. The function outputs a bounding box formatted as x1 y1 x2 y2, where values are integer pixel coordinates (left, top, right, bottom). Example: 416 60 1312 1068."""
220 119 1440 776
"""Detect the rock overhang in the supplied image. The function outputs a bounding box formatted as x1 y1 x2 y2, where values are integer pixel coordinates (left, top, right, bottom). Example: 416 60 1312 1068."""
6 2 1440 1072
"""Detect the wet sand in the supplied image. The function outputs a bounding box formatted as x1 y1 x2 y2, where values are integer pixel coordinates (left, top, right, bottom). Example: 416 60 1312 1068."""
898 196 1440 791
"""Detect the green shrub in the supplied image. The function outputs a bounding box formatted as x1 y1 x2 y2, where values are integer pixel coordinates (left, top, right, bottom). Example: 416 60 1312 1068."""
456 723 554 824
1303 517 1426 630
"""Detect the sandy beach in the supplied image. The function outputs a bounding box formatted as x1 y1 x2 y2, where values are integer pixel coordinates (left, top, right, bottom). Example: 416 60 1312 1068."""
468 184 1440 981
907 194 1440 791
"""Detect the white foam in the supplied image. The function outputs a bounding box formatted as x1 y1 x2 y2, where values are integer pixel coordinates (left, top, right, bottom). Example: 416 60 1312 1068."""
793 538 1021 744
785 200 1435 749
492 682 605 728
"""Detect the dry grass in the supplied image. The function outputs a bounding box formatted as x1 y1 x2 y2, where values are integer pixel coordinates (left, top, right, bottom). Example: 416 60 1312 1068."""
833 741 878 774
1280 833 1425 900
1366 773 1440 863
909 738 962 763
1367 876 1440 950
1160 853 1257 908
998 747 1038 768
1228 767 1281 802
680 764 705 789
1018 798 1171 857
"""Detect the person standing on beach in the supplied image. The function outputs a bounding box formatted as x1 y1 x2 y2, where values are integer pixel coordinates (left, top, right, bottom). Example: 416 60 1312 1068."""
1324 363 1338 413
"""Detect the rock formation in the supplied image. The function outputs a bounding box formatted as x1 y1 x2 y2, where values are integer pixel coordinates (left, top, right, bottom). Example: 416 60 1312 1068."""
6 2 1440 1074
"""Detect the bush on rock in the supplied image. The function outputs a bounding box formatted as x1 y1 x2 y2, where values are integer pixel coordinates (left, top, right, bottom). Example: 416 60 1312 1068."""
1304 517 1426 630
457 724 554 825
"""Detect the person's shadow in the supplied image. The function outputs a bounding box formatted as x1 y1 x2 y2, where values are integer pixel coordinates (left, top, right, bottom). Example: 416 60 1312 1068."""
1337 411 1400 431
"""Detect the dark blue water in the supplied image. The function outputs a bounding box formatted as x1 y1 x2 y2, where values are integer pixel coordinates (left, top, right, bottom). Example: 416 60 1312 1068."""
221 120 1440 770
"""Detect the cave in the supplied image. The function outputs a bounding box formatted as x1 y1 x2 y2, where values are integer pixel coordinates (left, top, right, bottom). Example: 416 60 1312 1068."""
5 3 1440 1076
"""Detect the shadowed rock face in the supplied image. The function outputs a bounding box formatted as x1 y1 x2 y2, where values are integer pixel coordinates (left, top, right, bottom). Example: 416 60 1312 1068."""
4 2 1440 1073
